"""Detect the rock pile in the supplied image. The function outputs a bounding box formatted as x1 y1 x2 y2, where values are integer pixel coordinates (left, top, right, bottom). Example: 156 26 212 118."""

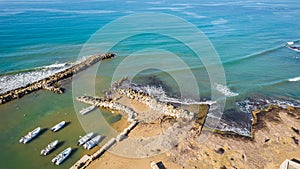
76 96 137 122
0 53 115 104
116 87 196 121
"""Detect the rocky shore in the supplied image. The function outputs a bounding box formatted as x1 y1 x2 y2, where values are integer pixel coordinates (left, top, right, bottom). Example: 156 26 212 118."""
75 78 300 169
116 88 196 121
76 96 137 122
0 53 115 104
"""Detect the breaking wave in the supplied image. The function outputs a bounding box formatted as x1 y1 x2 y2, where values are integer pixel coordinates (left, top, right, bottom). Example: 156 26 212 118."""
237 98 300 116
0 62 73 94
130 84 216 105
214 83 239 97
289 76 300 82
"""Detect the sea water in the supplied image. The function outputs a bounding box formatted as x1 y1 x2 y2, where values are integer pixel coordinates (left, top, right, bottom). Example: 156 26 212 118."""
1 0 300 168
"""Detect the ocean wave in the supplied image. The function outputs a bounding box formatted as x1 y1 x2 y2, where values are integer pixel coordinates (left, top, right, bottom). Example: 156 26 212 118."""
223 45 284 66
237 98 300 116
182 11 206 19
147 7 184 12
130 84 215 105
146 1 162 5
211 18 228 25
214 83 239 97
0 8 116 16
0 62 73 94
289 76 300 82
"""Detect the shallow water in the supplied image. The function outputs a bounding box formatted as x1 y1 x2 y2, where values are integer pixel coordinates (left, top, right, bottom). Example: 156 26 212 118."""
0 69 122 168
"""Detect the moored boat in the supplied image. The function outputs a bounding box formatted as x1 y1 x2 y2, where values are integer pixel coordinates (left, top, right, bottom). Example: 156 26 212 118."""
51 121 66 132
77 132 94 146
19 127 41 144
40 140 58 156
83 135 102 150
51 147 72 165
79 105 96 115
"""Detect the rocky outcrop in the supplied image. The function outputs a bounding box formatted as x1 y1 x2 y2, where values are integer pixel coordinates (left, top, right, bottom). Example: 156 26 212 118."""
116 87 196 121
76 96 137 122
0 53 115 104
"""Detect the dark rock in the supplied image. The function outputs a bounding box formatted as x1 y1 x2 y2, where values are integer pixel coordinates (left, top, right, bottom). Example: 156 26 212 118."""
216 148 225 155
292 127 300 135
291 136 299 145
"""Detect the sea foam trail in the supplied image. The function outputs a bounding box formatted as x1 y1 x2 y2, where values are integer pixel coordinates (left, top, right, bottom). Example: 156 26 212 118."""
130 85 216 105
0 63 73 94
289 76 300 82
214 83 239 97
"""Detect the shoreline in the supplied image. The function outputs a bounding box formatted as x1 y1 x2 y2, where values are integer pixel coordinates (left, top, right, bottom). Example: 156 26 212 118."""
0 53 115 104
72 78 300 168
86 103 300 169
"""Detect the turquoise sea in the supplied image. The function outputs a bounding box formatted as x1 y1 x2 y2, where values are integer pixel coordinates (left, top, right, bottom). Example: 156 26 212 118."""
1 0 300 168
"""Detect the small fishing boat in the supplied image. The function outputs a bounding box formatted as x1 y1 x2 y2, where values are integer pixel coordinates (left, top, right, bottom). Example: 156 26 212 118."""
51 121 66 132
40 140 58 156
79 105 96 115
77 132 93 146
83 135 102 150
19 127 41 144
286 41 300 52
51 147 72 165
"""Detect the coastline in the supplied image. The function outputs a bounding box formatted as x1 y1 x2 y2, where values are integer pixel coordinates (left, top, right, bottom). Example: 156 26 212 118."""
73 78 300 168
84 102 300 169
0 53 115 104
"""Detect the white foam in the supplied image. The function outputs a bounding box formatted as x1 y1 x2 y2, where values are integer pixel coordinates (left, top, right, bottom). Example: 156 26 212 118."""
211 18 228 25
131 85 215 105
0 63 73 94
214 83 239 97
0 8 116 16
147 7 184 12
146 1 162 5
289 77 300 82
183 12 206 19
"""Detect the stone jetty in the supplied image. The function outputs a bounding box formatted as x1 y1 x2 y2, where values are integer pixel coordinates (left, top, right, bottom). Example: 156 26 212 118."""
109 77 197 121
70 121 139 169
116 87 196 121
0 53 115 104
76 96 137 122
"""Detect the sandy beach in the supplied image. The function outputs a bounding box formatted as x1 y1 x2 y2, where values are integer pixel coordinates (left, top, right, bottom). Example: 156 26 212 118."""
85 93 300 169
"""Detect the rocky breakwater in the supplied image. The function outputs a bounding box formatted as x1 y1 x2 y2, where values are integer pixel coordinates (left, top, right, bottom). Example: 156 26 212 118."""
0 53 115 104
116 87 196 121
76 96 137 122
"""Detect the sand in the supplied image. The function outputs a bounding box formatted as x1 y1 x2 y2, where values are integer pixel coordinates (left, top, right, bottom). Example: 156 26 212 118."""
86 104 300 169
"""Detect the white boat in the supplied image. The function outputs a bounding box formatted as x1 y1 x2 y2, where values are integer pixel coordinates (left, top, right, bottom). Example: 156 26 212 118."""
51 147 72 165
286 41 300 52
51 121 66 132
83 135 102 150
19 127 41 144
40 140 58 156
77 132 94 146
79 105 96 115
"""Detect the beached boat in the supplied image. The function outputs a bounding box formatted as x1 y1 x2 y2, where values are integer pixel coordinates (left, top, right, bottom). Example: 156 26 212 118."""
19 127 41 144
79 105 96 115
83 135 102 150
286 41 300 52
51 121 66 132
77 132 94 146
40 140 58 156
51 147 72 165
